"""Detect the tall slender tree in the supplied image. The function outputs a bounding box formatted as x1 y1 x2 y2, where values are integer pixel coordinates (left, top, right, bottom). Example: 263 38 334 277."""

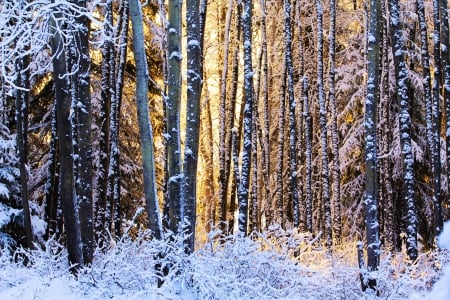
432 0 443 237
364 0 381 291
218 0 235 232
303 77 313 233
388 0 418 261
166 0 183 234
110 0 129 238
15 43 33 249
237 0 254 235
51 15 82 270
96 0 114 242
184 0 206 252
284 0 299 228
328 0 341 246
316 0 332 249
129 0 163 240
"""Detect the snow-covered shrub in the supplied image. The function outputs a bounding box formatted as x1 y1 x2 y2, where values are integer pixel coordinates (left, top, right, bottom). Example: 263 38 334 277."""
410 221 450 300
0 124 22 249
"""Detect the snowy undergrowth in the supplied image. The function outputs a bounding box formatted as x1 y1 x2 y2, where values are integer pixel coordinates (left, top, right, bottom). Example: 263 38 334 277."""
0 228 449 300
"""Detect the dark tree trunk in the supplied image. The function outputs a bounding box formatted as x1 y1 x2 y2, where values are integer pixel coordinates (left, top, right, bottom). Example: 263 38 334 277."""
44 103 59 240
432 0 443 237
184 0 206 253
96 0 114 243
51 21 83 271
284 0 299 229
69 0 94 265
328 0 342 246
218 0 234 233
110 0 129 239
388 0 418 261
316 0 332 249
15 54 33 249
364 0 381 291
303 77 313 233
237 0 254 236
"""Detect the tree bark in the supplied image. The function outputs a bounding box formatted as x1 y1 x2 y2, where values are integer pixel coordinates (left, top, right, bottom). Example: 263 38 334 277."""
316 0 332 249
166 0 183 234
237 0 254 236
364 0 381 290
184 0 206 252
129 0 163 240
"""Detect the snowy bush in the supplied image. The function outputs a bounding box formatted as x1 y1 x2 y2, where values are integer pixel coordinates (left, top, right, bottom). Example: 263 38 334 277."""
411 221 450 300
0 228 449 299
0 124 22 249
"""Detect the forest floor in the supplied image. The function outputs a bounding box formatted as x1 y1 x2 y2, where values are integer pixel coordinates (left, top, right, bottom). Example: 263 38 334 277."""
0 224 449 300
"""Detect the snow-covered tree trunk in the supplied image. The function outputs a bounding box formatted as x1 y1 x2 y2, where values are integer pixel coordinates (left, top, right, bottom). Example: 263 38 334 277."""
303 77 313 233
51 19 82 271
388 0 417 261
432 0 443 237
237 0 254 236
316 0 332 249
379 1 395 250
440 0 450 226
96 0 114 242
284 0 299 229
218 0 234 233
275 64 286 226
227 10 242 234
328 0 341 246
166 0 183 234
364 0 381 290
129 0 163 240
295 0 306 231
184 0 205 253
110 0 129 239
417 0 438 245
250 100 258 233
259 0 271 229
15 46 33 249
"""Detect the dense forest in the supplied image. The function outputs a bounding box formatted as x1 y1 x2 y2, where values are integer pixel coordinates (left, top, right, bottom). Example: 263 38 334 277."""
0 0 449 294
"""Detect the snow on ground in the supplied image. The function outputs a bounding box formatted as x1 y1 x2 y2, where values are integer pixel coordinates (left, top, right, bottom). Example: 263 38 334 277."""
0 226 449 300
411 221 450 300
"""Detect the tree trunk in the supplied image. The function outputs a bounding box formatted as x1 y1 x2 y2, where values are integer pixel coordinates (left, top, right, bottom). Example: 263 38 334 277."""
284 0 299 229
129 0 163 240
218 0 235 232
51 20 83 271
364 0 381 290
260 0 271 229
388 0 418 261
316 0 332 249
184 0 206 252
44 103 59 240
15 53 33 249
328 0 342 246
65 0 94 266
110 0 129 239
166 0 183 235
96 0 114 243
303 77 313 233
432 0 443 237
237 0 254 236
